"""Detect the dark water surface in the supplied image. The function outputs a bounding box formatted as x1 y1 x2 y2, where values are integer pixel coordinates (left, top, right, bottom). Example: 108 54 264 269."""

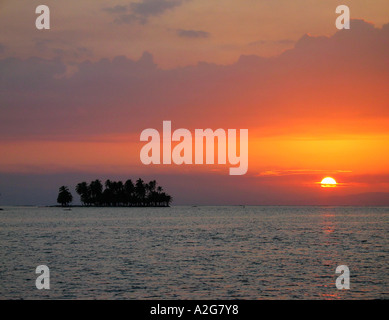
0 206 387 299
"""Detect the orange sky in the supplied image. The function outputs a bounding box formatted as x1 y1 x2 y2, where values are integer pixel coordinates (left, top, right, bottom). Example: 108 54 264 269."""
0 1 388 205
1 0 389 67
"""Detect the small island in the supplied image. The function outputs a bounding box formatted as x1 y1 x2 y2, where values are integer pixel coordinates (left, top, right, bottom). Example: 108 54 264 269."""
57 178 172 207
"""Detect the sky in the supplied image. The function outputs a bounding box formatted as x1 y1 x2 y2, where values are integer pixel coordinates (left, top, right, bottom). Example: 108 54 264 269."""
0 0 389 205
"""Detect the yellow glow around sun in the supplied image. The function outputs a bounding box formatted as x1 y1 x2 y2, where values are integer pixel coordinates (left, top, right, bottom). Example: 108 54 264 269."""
321 177 337 187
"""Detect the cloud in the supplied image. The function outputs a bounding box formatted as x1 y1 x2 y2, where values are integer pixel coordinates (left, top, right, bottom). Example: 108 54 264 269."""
103 5 128 14
34 38 93 60
108 0 186 24
276 39 295 45
114 14 143 24
257 170 352 177
177 29 210 38
0 20 388 140
248 39 295 46
131 0 182 16
0 43 5 54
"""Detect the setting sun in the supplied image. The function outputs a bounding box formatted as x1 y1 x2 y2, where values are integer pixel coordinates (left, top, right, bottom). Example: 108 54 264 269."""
321 177 337 187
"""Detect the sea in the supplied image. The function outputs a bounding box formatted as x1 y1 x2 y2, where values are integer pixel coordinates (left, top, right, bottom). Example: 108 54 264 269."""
0 206 387 299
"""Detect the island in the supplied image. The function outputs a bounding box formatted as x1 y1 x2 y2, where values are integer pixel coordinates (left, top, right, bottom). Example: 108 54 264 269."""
57 178 172 207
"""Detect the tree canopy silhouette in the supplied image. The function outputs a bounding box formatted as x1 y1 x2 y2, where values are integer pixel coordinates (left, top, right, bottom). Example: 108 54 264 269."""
75 178 172 207
57 186 73 207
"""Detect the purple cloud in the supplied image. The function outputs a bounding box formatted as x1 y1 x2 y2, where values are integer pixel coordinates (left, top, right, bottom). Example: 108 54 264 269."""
177 29 210 38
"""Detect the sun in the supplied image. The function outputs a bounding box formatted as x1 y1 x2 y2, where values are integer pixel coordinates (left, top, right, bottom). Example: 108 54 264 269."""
321 177 337 187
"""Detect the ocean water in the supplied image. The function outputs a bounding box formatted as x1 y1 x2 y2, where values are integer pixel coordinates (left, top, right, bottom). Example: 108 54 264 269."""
0 206 387 300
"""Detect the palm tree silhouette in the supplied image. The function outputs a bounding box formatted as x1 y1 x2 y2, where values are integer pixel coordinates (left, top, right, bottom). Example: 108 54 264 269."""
76 182 90 206
89 179 103 206
72 178 172 207
135 178 146 206
57 186 73 207
124 179 135 206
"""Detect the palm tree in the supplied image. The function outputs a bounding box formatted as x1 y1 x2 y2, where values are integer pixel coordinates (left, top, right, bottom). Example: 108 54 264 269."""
89 179 103 205
75 182 90 206
164 194 172 207
148 180 157 193
57 186 73 207
73 178 172 207
135 178 146 206
124 179 135 206
113 181 124 206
